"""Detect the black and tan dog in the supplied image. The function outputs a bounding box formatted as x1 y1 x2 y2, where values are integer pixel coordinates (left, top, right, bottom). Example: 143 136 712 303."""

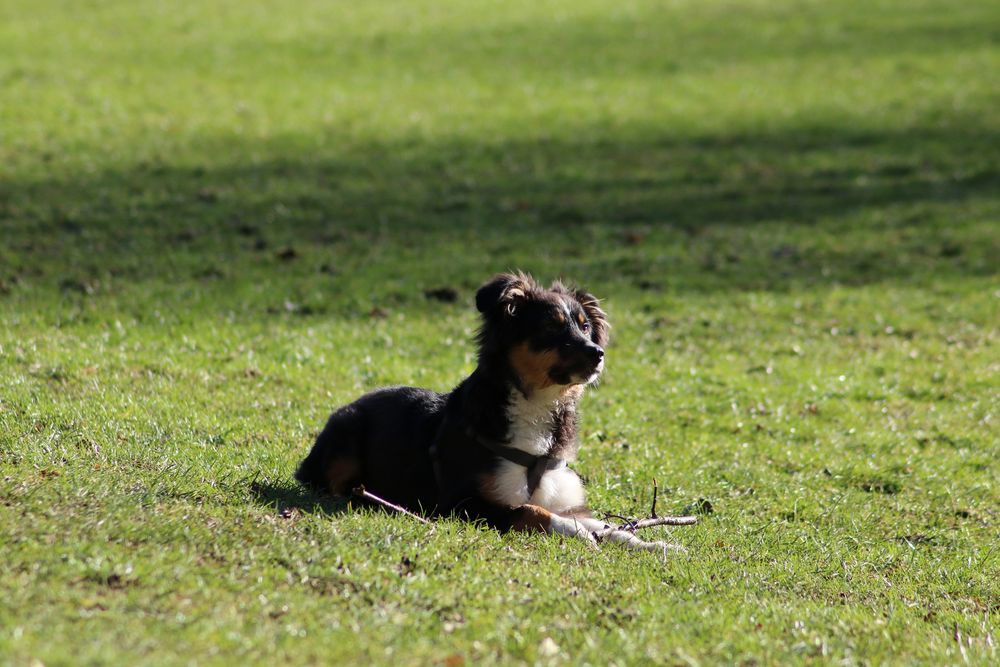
296 272 680 552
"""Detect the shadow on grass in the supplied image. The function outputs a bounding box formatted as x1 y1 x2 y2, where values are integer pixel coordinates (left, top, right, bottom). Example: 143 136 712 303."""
249 478 351 516
3 120 998 303
248 478 438 522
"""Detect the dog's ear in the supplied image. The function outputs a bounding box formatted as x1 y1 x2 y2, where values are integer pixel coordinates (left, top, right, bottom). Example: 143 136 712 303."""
575 289 610 347
476 272 535 316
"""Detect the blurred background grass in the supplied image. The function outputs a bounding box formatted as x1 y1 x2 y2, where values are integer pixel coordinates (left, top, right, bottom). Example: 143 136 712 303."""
1 0 996 311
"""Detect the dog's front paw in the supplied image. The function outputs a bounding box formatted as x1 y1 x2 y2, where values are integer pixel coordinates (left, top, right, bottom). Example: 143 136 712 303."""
600 529 687 555
630 538 688 555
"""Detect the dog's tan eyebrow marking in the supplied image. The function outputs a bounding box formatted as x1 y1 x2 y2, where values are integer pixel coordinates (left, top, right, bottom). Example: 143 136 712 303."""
576 312 587 326
554 310 567 325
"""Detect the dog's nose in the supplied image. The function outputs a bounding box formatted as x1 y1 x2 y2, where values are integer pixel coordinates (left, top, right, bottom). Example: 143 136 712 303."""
587 345 605 363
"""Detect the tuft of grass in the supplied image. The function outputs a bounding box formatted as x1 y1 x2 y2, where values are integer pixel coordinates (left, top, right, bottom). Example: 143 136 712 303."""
1 0 998 664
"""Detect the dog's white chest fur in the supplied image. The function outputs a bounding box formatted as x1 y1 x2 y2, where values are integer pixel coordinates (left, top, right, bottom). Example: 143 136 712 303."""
486 387 586 512
506 385 560 456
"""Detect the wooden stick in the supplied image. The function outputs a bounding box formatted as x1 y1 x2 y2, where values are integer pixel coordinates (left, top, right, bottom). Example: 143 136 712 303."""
352 485 433 526
629 515 698 529
650 477 659 518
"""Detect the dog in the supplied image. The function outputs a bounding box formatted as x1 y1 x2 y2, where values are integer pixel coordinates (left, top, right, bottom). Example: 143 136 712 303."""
296 272 682 553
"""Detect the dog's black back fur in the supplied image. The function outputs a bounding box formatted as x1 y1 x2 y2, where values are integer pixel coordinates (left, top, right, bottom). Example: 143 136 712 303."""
295 386 446 512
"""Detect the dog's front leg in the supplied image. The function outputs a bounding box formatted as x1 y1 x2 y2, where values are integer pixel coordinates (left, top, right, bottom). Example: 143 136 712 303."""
570 516 687 555
600 529 687 554
510 504 598 548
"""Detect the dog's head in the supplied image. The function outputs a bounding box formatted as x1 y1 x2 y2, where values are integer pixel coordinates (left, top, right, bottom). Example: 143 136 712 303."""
476 272 609 395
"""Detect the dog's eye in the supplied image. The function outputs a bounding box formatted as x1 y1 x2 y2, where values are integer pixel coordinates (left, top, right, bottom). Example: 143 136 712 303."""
580 321 591 333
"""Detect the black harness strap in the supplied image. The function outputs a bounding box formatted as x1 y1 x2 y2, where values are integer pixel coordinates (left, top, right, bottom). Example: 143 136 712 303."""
466 427 567 496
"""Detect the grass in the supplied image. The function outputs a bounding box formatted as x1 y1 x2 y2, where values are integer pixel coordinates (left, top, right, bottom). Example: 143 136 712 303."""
1 0 998 664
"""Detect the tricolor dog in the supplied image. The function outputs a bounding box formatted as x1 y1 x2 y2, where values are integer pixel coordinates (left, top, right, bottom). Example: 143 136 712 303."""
296 272 682 553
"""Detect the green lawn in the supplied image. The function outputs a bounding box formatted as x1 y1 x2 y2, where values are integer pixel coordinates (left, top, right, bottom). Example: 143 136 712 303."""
1 0 998 664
